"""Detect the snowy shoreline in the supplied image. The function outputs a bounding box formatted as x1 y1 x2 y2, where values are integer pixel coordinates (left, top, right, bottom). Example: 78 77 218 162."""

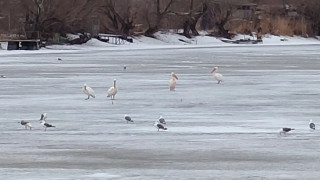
1 32 320 56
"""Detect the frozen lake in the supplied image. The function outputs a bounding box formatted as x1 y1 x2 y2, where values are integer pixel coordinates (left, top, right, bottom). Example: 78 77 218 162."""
0 44 320 179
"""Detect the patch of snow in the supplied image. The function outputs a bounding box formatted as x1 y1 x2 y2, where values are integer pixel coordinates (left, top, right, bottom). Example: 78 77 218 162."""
0 41 8 49
66 33 80 41
85 173 120 178
0 31 319 54
262 34 320 45
81 38 117 47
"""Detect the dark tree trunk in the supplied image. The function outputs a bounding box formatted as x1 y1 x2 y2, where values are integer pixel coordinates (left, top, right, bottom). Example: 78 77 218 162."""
121 21 134 37
100 1 136 36
215 10 232 38
216 22 231 38
145 26 158 37
183 21 191 38
144 0 174 37
190 18 200 36
182 1 207 38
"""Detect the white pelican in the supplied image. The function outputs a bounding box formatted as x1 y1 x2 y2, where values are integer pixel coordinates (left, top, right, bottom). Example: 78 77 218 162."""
82 84 95 100
19 120 32 130
169 72 178 91
124 114 134 123
211 66 223 84
309 119 315 130
154 121 167 131
279 127 294 135
107 79 118 100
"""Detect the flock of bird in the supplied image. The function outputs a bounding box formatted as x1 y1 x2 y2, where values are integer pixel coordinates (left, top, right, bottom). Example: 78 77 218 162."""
82 79 118 101
18 66 222 132
17 64 314 135
82 66 223 101
19 112 167 132
19 113 55 131
279 119 316 136
81 67 221 131
124 114 168 131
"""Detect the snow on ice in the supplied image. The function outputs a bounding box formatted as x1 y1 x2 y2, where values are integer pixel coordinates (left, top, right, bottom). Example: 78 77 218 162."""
0 33 320 179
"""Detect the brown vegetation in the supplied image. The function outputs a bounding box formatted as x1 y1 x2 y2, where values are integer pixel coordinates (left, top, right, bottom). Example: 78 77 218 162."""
0 0 319 42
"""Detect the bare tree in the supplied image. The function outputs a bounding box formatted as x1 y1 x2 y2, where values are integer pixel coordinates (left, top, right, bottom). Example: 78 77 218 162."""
100 0 137 36
62 0 99 33
144 0 175 37
165 0 207 38
297 0 320 36
207 0 236 38
21 0 45 38
4 0 320 39
182 0 207 38
21 0 97 39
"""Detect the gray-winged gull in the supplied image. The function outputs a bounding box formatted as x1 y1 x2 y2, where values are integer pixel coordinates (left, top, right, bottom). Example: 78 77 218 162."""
158 116 166 124
309 119 315 130
124 114 134 123
154 121 167 131
19 120 32 130
39 113 55 131
280 127 294 135
40 113 47 121
40 120 55 131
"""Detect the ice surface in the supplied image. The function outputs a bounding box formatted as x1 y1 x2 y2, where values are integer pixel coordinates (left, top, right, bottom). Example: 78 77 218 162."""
1 36 320 179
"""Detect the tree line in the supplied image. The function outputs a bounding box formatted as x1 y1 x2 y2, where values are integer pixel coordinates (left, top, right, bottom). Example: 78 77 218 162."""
0 0 319 41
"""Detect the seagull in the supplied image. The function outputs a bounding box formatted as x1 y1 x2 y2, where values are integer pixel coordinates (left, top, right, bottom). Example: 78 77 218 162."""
19 120 32 130
0 75 6 78
158 116 166 124
40 113 47 121
211 66 223 84
309 119 315 130
39 113 55 131
82 84 95 100
169 72 178 91
107 79 118 100
124 114 134 123
279 127 294 135
40 120 55 131
154 121 167 131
